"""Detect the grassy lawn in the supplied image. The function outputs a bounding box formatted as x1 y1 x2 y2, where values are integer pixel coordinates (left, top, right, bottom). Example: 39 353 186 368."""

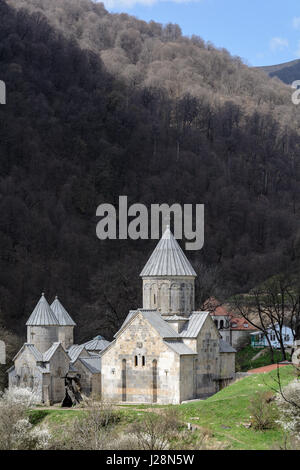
28 366 296 450
27 405 151 439
179 366 296 450
236 345 290 372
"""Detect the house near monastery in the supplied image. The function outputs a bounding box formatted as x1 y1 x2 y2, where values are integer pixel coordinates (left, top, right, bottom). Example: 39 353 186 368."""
250 323 294 349
8 227 236 405
206 298 257 348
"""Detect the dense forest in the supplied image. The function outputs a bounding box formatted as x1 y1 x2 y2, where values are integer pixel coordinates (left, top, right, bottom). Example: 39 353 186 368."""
0 0 300 363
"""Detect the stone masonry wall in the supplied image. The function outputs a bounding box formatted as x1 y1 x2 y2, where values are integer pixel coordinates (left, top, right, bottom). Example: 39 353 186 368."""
58 326 74 350
182 316 220 397
143 277 195 315
101 313 181 404
195 317 220 397
219 352 235 380
48 347 69 403
27 326 58 354
179 355 195 402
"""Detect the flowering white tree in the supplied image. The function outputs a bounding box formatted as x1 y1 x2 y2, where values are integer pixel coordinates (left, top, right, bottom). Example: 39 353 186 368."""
1 387 40 407
0 387 50 450
276 380 300 439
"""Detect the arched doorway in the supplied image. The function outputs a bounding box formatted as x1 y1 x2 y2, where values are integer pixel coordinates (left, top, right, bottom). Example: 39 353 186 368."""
122 359 126 402
152 359 157 403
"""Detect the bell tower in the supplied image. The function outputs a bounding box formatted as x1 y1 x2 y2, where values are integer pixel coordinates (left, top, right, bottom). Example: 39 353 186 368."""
26 293 59 353
51 296 76 350
140 226 196 317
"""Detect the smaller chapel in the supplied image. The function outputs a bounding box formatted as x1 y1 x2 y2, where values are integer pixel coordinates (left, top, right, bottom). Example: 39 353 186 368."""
8 227 236 405
7 296 109 405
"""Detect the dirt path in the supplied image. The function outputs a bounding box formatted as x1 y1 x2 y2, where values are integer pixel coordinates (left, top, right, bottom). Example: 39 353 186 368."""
247 363 291 374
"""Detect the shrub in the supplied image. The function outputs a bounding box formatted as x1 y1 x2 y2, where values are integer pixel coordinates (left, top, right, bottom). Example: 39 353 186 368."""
248 391 279 430
127 407 182 450
61 401 121 450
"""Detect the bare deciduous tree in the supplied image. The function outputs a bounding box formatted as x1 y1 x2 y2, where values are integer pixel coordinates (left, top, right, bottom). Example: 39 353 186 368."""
231 274 300 362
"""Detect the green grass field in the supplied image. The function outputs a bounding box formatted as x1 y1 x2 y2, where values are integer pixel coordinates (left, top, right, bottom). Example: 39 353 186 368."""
179 366 295 449
28 366 296 450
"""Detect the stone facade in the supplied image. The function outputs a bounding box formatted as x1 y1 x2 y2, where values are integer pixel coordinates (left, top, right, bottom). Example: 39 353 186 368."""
101 308 235 404
73 358 101 397
101 313 183 404
47 345 70 403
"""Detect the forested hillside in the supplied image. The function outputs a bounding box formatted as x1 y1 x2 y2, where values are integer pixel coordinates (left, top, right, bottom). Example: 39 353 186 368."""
7 0 297 125
0 0 300 353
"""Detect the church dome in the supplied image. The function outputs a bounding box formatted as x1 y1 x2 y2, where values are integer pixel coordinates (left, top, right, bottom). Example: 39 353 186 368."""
50 296 76 326
140 226 196 277
26 293 59 326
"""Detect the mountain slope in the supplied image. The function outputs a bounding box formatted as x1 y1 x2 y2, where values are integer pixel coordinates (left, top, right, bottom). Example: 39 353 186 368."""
7 0 295 120
259 59 300 85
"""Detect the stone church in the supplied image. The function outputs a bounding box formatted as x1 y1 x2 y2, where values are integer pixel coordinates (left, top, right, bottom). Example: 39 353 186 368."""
8 296 108 405
8 227 236 405
101 227 236 404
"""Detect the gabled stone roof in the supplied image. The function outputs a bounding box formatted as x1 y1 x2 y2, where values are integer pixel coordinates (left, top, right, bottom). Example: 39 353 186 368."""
83 335 110 352
79 356 101 374
43 342 63 362
50 297 76 326
26 293 59 326
179 312 210 338
68 344 89 363
115 309 213 344
13 343 43 362
140 226 197 277
114 309 180 340
164 340 196 356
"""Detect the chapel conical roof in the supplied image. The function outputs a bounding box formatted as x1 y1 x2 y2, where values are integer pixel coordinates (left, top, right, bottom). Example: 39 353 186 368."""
50 296 76 326
140 226 197 277
26 293 59 326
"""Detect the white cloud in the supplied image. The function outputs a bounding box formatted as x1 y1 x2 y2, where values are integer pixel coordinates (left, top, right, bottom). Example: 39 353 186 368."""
102 0 201 8
269 37 289 52
292 16 300 30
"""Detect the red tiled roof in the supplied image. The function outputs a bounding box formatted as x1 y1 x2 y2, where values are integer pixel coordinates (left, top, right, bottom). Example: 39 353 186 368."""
229 316 257 331
212 305 231 317
204 297 258 331
204 297 230 316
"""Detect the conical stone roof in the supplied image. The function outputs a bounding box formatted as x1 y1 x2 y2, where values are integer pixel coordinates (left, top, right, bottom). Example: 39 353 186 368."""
26 293 59 326
140 226 196 277
50 296 76 326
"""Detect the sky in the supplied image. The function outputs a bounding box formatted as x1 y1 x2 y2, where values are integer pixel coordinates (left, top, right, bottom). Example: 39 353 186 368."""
98 0 300 66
